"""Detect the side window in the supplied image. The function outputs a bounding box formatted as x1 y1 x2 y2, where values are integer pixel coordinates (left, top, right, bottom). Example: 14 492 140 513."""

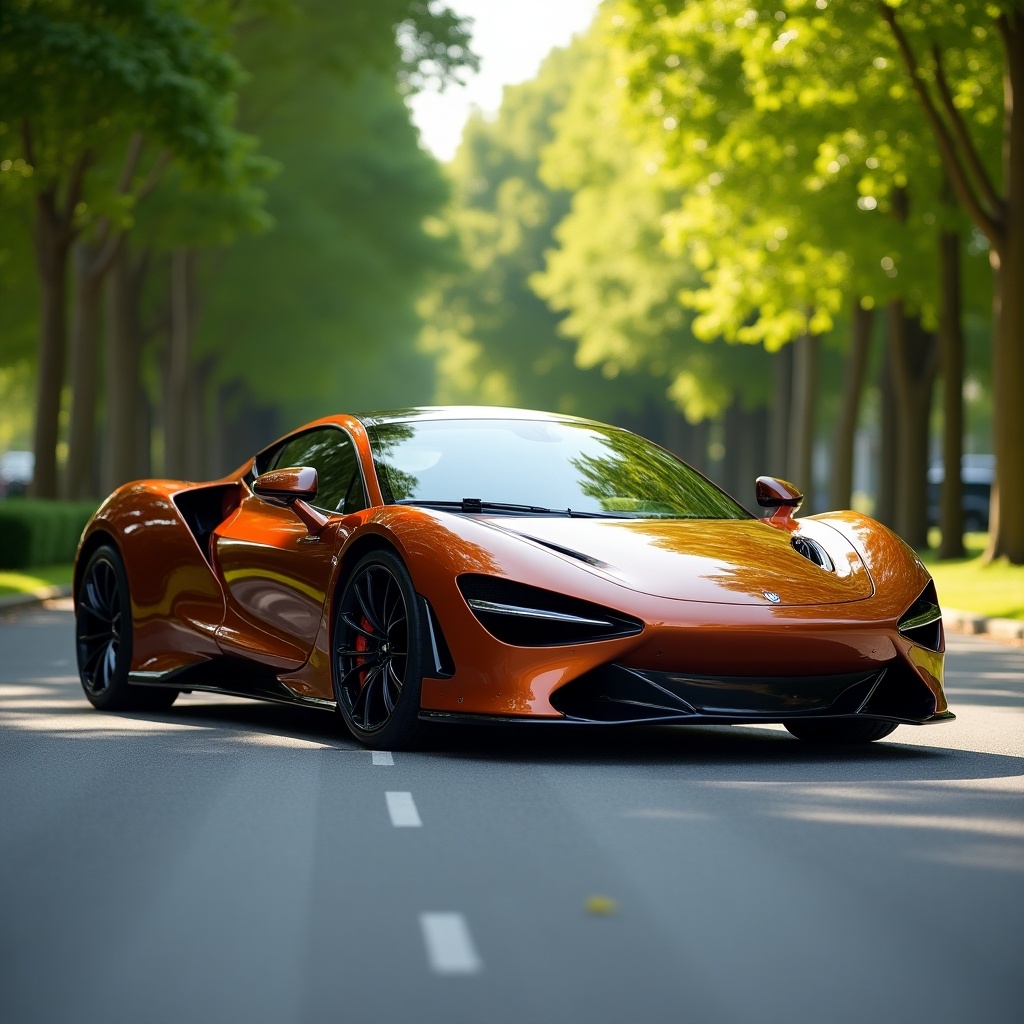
270 428 367 514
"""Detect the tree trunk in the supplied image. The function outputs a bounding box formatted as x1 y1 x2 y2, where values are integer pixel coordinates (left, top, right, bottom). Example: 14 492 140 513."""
877 355 898 529
830 301 874 512
724 402 769 512
722 401 744 500
137 389 153 479
787 333 819 503
983 13 1024 561
29 193 72 499
184 357 216 480
688 418 710 475
64 243 105 499
102 246 146 493
663 407 709 470
888 300 938 550
165 248 195 479
769 343 794 477
938 229 966 559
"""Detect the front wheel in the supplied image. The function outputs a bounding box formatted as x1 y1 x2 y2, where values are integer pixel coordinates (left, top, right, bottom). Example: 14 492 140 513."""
332 549 425 749
784 718 898 743
76 543 178 712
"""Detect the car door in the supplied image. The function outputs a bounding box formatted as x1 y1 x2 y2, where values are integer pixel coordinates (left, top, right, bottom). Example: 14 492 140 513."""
213 426 368 668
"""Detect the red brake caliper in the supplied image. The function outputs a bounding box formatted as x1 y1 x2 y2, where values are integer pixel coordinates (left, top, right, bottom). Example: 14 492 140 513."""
354 615 372 688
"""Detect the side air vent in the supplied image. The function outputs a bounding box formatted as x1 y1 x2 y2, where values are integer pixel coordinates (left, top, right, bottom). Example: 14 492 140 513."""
897 581 943 652
457 574 643 647
421 597 455 678
792 534 834 572
173 483 243 565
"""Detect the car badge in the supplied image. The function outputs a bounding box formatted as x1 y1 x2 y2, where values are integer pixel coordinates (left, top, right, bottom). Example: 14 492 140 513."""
763 591 781 604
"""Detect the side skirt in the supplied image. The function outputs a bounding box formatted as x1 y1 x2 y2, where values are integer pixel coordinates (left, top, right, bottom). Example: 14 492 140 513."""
128 660 337 713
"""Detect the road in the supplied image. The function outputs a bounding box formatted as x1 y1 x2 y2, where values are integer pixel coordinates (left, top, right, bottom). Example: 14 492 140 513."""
1 600 1021 1024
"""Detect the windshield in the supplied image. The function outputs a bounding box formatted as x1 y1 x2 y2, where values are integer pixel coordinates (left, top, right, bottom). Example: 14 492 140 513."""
366 418 750 520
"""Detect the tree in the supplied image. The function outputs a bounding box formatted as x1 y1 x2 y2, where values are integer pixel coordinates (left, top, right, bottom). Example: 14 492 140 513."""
532 25 777 495
0 0 260 497
603 0 993 546
876 1 1023 562
178 0 477 473
419 41 667 432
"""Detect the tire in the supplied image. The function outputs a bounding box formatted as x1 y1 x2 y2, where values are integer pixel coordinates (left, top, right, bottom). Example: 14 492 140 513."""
332 549 425 749
784 718 898 743
76 544 178 712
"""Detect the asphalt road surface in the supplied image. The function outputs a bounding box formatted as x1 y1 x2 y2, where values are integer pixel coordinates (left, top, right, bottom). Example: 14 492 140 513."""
1 601 1021 1024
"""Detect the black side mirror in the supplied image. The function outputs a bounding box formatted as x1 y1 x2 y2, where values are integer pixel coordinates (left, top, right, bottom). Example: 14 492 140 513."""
756 475 803 522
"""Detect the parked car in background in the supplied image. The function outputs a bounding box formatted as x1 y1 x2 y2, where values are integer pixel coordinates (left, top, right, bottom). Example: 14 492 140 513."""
0 450 34 498
928 454 994 533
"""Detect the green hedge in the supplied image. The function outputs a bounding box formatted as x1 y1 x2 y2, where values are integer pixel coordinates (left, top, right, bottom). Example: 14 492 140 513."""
0 500 99 570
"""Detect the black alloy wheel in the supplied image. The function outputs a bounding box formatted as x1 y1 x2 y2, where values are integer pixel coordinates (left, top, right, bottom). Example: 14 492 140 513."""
76 544 178 711
333 549 425 748
783 718 898 743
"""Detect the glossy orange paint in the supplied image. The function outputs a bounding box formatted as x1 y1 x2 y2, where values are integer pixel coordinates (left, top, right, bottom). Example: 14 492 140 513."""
74 410 948 724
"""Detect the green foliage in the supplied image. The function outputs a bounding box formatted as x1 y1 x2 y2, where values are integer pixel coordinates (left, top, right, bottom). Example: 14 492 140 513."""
0 499 97 569
603 0 997 341
0 0 260 198
532 19 772 421
194 5 455 419
397 0 479 91
420 40 664 421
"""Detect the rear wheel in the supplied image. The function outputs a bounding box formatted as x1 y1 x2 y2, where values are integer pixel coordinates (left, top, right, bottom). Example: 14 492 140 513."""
76 544 178 711
784 718 898 743
332 549 425 749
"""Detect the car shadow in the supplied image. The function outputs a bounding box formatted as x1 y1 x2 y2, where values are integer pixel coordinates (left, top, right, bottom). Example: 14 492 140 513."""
124 696 1022 785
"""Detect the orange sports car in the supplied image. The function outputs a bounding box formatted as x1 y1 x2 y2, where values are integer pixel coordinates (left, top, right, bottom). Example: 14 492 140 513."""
74 407 952 748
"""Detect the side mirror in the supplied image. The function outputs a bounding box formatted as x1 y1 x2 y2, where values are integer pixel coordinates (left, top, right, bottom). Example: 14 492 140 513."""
253 466 318 503
756 475 803 525
252 466 329 535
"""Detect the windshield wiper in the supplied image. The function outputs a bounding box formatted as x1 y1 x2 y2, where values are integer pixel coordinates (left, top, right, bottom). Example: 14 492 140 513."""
400 499 622 518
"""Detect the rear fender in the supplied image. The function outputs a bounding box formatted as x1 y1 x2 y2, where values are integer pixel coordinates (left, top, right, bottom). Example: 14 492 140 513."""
80 481 233 674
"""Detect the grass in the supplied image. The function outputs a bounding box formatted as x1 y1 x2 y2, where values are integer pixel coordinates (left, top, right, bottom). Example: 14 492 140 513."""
0 563 74 598
921 533 1024 620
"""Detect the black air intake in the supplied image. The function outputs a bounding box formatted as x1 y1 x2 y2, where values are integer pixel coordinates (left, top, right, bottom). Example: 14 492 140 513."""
457 575 643 647
897 581 943 652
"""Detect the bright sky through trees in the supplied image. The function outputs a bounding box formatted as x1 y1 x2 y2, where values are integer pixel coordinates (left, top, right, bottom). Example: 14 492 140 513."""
407 0 601 160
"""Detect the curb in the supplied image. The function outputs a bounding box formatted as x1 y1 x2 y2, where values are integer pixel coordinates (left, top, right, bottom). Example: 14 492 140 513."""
943 607 1024 641
0 583 73 614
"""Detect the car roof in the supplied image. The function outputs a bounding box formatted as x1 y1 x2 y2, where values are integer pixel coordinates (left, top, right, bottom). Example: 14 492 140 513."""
355 405 605 429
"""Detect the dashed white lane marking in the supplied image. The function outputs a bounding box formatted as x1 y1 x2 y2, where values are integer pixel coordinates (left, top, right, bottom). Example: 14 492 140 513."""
386 791 422 827
419 913 481 975
371 750 393 765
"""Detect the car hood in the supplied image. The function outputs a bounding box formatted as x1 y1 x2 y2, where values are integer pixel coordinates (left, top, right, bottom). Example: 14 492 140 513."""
488 517 873 606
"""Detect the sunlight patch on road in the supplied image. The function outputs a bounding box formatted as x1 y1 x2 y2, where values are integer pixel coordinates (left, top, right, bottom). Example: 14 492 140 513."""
918 842 1024 872
944 687 1023 698
0 712 212 736
0 684 77 699
777 807 1024 838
